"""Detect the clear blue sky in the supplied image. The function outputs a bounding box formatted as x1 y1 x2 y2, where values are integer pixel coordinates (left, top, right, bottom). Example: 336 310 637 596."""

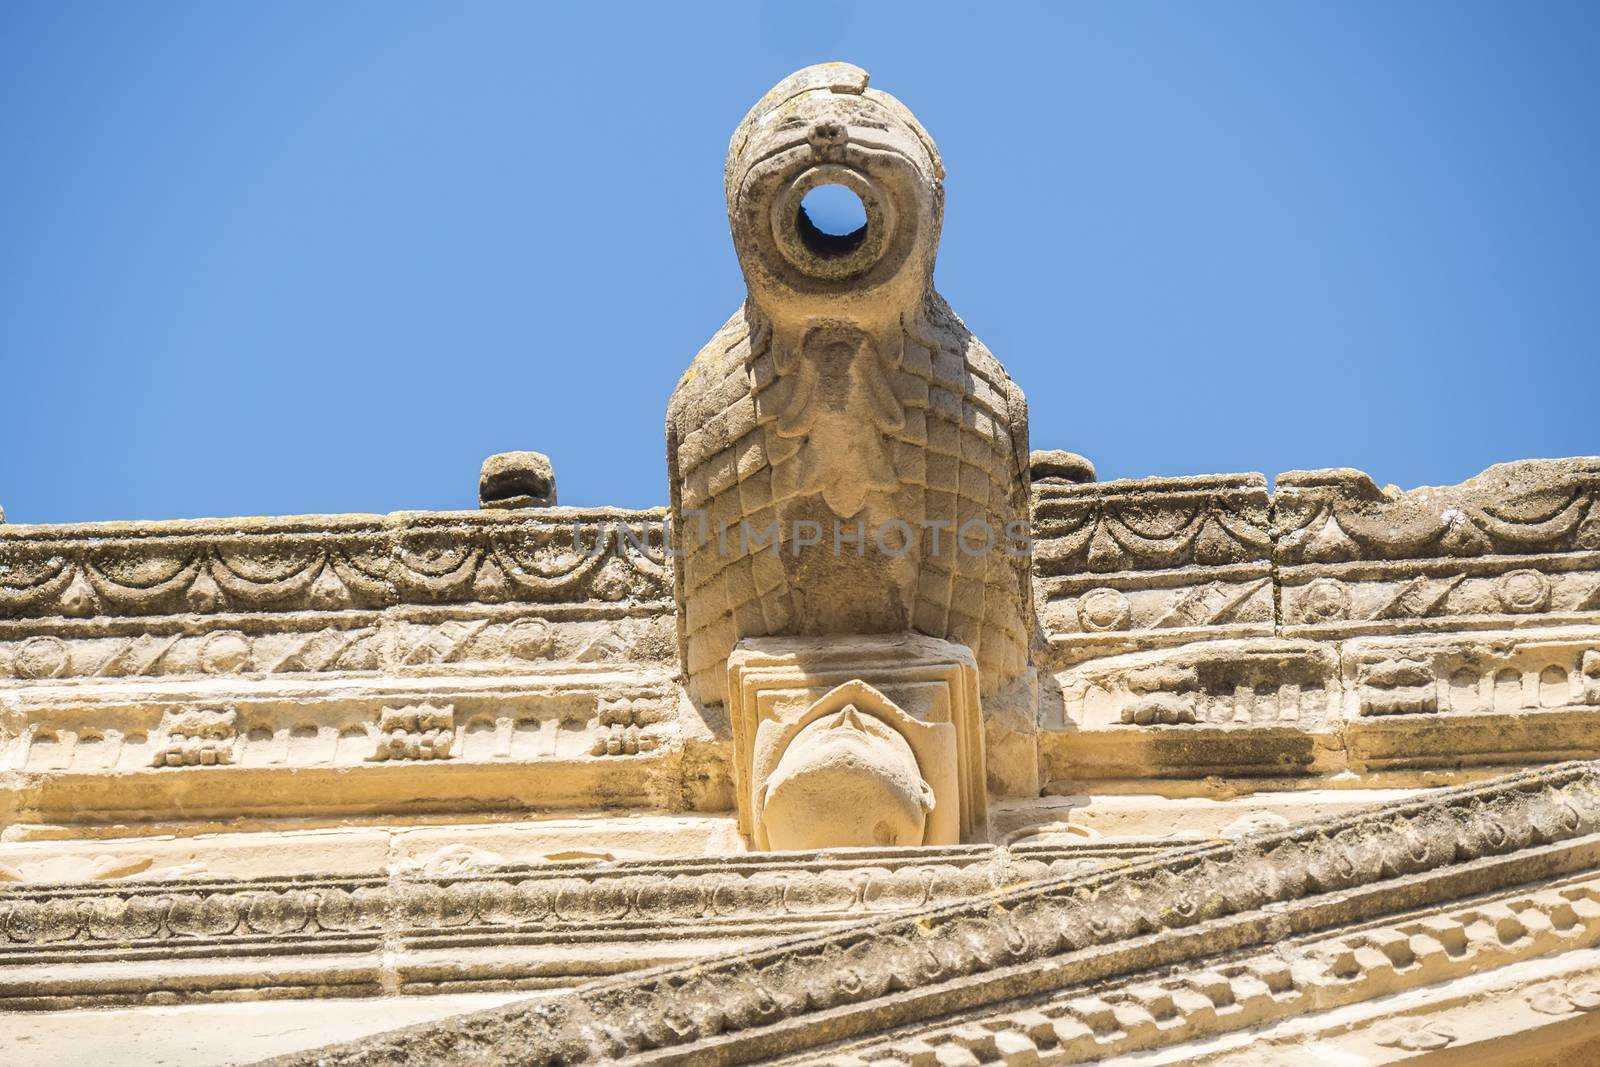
3 2 1596 524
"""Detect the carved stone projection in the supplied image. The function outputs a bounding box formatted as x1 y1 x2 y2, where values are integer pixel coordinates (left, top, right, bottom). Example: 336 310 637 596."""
667 63 1032 708
366 703 456 761
727 635 987 849
150 705 238 767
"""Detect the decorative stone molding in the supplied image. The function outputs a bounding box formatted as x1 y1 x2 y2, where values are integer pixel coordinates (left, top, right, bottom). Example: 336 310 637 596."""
1034 473 1274 662
0 840 1155 1010
1343 632 1600 718
1035 472 1273 576
1035 460 1600 664
831 874 1600 1064
262 760 1600 1066
149 705 238 767
1 668 683 827
1276 460 1600 640
1045 627 1600 784
1036 461 1600 782
1275 460 1600 565
366 703 456 761
0 508 671 622
1054 639 1340 731
0 613 665 684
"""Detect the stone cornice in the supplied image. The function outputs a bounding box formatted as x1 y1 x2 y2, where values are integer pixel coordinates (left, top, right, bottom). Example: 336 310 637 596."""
263 760 1600 1065
0 841 1160 1009
0 508 671 622
1032 472 1272 577
1034 459 1600 656
1274 460 1600 565
7 460 1596 644
818 869 1600 1063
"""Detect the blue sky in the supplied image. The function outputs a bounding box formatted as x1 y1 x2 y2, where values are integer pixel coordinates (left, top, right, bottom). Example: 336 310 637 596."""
2 2 1596 524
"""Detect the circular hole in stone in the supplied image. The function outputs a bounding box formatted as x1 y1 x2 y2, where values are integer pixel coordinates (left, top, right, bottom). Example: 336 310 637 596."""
798 184 868 257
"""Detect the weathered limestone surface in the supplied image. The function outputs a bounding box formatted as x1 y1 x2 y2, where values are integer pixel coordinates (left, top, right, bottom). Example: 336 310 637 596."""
0 508 710 830
262 762 1600 1064
0 839 1162 1011
2 64 1598 1065
1036 455 1600 792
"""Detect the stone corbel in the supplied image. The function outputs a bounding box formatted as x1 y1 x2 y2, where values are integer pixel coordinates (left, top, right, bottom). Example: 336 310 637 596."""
750 679 958 849
727 633 988 850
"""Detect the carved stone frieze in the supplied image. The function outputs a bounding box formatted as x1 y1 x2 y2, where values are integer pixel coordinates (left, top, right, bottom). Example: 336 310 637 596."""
1275 460 1600 565
1043 627 1600 783
1052 640 1340 731
0 840 1153 1009
1028 459 1600 784
1034 472 1273 576
1036 460 1600 663
1345 632 1600 719
1041 640 1343 783
0 612 670 684
1034 473 1274 664
0 508 671 622
0 669 685 826
1277 460 1600 640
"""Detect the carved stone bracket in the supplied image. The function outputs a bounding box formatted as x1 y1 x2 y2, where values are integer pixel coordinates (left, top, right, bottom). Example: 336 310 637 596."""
727 633 987 848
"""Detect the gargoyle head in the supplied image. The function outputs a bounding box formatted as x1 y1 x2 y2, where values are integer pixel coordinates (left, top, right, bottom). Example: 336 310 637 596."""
725 63 944 328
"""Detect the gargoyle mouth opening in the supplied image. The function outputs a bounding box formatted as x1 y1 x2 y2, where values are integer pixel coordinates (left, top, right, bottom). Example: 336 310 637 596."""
797 183 868 258
770 164 893 279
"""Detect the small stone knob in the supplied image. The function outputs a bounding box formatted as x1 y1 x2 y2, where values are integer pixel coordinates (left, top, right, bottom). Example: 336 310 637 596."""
1030 450 1097 484
479 452 556 509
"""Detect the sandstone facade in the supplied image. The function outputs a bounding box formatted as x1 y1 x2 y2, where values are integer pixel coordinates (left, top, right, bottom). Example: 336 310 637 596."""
2 64 1598 1065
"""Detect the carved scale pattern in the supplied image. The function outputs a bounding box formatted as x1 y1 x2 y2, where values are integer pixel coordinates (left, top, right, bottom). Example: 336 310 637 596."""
669 297 1032 705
